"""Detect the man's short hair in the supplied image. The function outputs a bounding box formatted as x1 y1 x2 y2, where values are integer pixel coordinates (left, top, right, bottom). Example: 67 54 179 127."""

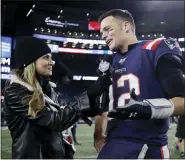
98 9 135 28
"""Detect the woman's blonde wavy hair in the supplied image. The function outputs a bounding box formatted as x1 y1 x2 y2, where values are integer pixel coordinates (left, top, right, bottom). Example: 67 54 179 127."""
13 63 45 117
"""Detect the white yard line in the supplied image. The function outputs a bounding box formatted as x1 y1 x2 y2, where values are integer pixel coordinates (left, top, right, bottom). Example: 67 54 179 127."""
1 127 8 130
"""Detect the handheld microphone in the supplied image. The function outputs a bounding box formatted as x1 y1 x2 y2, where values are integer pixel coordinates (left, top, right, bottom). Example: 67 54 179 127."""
97 55 113 112
97 54 113 76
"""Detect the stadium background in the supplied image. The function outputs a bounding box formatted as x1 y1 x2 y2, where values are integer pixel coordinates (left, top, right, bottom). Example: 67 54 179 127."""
1 0 184 159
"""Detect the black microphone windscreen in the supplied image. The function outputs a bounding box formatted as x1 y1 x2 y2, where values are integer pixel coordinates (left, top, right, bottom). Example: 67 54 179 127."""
102 55 113 64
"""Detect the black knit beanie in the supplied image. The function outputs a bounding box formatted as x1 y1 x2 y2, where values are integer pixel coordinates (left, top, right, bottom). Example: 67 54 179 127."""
14 37 51 68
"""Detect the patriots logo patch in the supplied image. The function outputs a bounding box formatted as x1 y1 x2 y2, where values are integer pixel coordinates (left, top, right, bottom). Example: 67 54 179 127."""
164 37 180 50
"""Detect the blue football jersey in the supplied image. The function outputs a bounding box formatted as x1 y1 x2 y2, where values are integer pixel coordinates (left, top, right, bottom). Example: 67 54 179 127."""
107 37 183 146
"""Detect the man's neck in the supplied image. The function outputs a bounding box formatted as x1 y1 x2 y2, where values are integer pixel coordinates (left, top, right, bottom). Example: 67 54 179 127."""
120 35 138 53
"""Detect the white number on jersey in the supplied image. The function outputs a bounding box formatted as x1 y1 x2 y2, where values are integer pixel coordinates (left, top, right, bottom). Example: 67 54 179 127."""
109 73 140 110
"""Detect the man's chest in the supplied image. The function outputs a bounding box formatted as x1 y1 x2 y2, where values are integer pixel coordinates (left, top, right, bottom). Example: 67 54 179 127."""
112 52 142 87
111 52 154 107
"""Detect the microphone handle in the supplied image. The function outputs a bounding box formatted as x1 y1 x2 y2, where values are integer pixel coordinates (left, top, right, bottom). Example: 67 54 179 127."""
100 91 108 111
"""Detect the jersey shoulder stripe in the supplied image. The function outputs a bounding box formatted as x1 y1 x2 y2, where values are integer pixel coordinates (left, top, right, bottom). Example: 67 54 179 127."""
142 38 165 51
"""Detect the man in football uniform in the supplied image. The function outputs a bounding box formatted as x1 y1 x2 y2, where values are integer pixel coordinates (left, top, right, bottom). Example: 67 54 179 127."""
94 9 185 159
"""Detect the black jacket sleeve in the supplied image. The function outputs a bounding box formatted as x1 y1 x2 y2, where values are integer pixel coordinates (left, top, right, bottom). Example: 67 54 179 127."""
34 102 80 132
156 55 185 99
4 83 89 132
87 75 112 114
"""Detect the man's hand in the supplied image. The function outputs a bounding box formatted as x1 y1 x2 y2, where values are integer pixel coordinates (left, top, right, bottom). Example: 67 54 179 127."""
108 89 174 120
94 132 106 153
94 113 108 153
170 97 185 115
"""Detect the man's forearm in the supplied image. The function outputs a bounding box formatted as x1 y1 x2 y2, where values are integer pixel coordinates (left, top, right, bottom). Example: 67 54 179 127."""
94 112 108 134
170 97 185 115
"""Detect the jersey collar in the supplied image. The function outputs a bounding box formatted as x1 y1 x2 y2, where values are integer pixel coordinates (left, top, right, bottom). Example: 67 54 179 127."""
128 43 138 50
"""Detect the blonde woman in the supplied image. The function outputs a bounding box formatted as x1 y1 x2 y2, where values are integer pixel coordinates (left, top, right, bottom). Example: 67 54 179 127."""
3 37 111 159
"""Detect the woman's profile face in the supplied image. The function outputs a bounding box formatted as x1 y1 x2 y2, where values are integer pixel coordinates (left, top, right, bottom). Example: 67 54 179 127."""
35 54 54 76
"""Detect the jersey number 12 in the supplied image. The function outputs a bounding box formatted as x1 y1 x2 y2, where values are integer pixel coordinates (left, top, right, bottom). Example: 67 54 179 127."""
117 73 140 107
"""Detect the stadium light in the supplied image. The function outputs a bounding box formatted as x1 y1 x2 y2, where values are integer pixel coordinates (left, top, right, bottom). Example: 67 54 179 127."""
34 34 184 50
26 9 32 17
82 76 98 81
66 38 106 45
178 38 185 42
98 45 102 49
89 44 93 49
73 76 82 80
180 48 184 52
58 47 113 54
81 44 85 48
72 42 77 48
46 40 51 43
73 75 98 81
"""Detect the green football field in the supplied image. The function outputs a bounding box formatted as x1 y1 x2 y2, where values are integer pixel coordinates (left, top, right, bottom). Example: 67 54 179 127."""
1 124 181 159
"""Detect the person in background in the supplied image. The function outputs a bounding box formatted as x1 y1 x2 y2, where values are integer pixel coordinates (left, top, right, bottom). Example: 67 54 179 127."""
62 126 76 159
59 97 76 158
71 121 81 145
175 115 185 158
1 104 5 126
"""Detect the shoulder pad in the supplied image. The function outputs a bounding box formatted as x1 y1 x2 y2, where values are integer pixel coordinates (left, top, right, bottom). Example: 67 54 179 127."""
142 37 181 52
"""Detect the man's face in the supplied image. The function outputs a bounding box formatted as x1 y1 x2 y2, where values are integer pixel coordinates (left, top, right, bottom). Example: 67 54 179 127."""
100 16 126 51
